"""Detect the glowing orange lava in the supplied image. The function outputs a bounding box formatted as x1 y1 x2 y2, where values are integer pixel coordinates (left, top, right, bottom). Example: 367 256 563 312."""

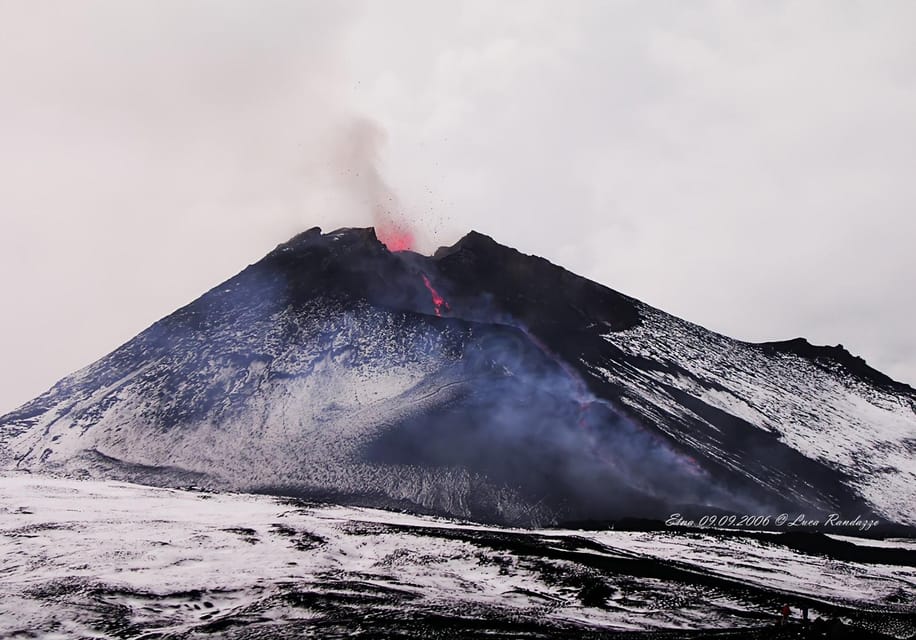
377 225 414 252
421 273 450 317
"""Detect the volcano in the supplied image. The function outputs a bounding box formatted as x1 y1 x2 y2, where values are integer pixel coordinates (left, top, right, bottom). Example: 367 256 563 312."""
1 227 914 528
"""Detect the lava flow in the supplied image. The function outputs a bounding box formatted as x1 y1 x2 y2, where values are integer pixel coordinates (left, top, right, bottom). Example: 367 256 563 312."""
421 273 450 317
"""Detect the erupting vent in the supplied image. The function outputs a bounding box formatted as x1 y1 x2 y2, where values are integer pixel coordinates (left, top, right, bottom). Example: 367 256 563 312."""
377 224 414 253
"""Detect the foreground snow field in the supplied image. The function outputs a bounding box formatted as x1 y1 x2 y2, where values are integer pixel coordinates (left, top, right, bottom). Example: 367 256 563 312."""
2 473 914 639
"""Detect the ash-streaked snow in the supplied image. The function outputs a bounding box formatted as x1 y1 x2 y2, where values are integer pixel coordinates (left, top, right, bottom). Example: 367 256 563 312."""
599 300 916 526
2 473 914 639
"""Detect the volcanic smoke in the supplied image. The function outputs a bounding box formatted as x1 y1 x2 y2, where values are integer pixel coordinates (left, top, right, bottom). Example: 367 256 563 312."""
335 118 419 253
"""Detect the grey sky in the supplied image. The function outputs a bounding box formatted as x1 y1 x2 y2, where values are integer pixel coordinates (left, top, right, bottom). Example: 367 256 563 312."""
1 1 914 414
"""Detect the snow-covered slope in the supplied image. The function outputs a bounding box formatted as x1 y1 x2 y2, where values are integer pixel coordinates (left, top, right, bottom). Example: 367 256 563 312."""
598 303 916 526
2 473 914 639
1 227 913 528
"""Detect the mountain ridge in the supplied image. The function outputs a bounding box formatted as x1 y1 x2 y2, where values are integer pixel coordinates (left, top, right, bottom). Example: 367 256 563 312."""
1 227 913 528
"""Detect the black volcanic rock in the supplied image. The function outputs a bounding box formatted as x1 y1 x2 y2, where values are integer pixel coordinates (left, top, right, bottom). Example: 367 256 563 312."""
1 227 914 528
759 337 913 394
431 230 641 332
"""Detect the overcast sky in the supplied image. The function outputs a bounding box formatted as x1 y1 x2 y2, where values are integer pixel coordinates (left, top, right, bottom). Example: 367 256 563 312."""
1 1 914 413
